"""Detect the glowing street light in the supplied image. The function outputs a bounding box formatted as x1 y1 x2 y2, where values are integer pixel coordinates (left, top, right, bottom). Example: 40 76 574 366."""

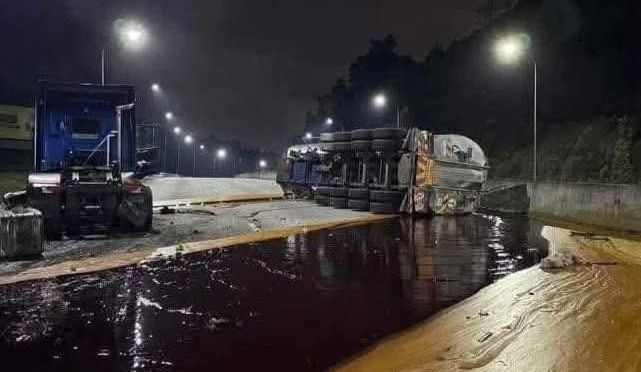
493 33 538 181
101 20 149 85
372 93 387 108
151 83 160 93
184 135 193 144
304 132 313 140
115 19 148 50
259 160 267 168
173 126 181 134
371 92 402 128
495 35 526 65
199 144 205 150
212 148 227 176
325 117 334 125
165 112 174 121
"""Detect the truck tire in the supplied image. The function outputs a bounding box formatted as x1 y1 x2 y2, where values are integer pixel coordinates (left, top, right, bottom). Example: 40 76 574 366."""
369 202 399 214
372 127 406 140
372 139 403 152
348 188 369 200
315 186 333 197
328 142 350 152
369 189 404 204
119 186 153 232
330 196 347 209
351 129 372 140
351 140 371 151
315 194 330 206
348 199 369 211
332 131 351 142
329 187 348 197
142 186 153 230
45 218 63 241
320 133 334 143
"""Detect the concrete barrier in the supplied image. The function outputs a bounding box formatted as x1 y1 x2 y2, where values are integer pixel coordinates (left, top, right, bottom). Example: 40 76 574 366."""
482 180 641 232
144 177 284 207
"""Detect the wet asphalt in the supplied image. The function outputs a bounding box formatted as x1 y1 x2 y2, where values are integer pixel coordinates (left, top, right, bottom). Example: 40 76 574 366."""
0 214 547 372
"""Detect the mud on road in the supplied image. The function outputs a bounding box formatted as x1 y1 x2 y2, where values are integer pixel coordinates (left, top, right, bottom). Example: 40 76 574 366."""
0 200 382 282
0 214 546 372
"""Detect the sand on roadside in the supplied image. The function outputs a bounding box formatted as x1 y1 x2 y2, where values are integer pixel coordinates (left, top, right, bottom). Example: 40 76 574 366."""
334 225 641 372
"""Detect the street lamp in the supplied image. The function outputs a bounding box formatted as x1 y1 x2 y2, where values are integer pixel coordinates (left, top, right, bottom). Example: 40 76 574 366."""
173 126 182 174
325 117 334 126
213 148 227 176
258 159 267 179
371 92 401 128
151 83 160 93
304 132 313 140
372 93 387 108
165 112 174 121
199 144 205 150
494 33 537 181
101 20 149 85
183 135 196 176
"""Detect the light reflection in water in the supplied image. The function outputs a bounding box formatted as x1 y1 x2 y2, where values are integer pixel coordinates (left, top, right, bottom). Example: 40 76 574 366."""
0 214 547 372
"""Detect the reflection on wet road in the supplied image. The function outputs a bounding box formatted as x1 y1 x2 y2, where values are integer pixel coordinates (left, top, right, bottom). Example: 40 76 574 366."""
0 214 547 371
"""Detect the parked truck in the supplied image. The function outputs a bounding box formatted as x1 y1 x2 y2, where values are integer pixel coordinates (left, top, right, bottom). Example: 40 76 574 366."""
22 81 153 239
277 127 489 215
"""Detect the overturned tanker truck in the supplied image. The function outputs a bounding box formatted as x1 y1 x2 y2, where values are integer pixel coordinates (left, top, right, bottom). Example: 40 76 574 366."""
276 127 488 215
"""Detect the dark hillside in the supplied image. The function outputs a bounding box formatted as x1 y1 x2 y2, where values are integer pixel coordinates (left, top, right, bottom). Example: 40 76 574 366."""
306 0 641 182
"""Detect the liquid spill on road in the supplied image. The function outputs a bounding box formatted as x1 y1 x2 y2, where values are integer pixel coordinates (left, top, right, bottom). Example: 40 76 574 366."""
0 214 547 372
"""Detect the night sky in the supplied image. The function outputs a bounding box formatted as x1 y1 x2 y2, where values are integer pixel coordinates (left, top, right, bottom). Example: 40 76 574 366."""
0 0 484 150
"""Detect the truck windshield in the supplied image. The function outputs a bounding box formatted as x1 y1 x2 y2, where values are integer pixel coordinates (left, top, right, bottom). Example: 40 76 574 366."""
71 118 101 139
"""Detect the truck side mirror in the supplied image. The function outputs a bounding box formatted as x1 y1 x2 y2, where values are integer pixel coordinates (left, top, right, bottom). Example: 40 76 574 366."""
134 160 153 179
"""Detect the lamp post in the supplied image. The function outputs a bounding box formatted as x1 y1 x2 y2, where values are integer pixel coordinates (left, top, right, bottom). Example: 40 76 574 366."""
494 33 538 181
173 126 181 174
162 111 174 173
101 20 148 85
371 93 401 128
183 135 193 176
213 148 227 176
258 159 267 179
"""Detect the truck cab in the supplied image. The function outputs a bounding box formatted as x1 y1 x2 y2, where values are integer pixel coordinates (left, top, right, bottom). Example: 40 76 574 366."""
28 81 152 238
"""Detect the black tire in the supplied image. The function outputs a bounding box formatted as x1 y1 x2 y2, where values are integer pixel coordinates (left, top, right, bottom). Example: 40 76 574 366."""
348 199 369 211
369 189 404 204
330 142 351 152
351 129 372 140
329 187 348 197
320 133 334 142
348 188 369 200
315 194 330 206
142 186 153 230
315 186 333 196
45 219 63 240
332 131 351 142
351 140 371 151
330 196 348 209
372 138 403 152
372 127 406 140
355 151 374 159
369 202 399 214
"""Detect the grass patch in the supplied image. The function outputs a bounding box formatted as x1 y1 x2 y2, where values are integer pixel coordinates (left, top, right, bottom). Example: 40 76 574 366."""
0 172 27 196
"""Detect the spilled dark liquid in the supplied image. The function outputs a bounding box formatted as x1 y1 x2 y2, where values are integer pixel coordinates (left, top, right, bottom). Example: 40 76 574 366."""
0 214 547 372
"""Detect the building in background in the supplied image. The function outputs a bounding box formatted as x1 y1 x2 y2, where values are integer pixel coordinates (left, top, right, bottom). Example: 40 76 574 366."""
0 104 33 171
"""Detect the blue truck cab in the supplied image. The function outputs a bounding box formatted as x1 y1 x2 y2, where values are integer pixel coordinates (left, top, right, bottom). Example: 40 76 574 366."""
27 81 152 239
